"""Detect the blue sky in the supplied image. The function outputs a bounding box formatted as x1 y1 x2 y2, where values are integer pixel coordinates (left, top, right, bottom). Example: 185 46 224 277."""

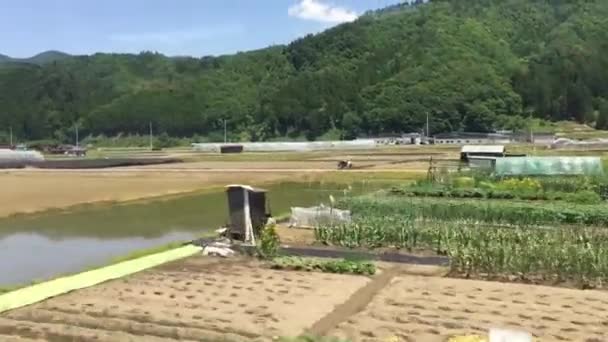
1 0 403 58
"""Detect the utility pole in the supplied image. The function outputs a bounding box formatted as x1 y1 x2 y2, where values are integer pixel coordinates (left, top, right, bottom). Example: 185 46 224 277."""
9 126 12 146
223 119 227 144
149 122 153 150
75 124 79 147
426 112 430 138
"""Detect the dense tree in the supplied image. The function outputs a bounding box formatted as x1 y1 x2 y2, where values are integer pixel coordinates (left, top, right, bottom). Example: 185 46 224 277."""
1 0 608 142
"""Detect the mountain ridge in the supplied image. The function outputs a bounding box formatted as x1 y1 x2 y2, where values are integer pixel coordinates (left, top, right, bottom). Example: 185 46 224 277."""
1 0 608 143
0 50 72 65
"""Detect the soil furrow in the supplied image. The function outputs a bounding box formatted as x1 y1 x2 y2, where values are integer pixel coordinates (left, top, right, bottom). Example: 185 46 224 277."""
37 306 262 340
7 309 247 342
0 317 182 342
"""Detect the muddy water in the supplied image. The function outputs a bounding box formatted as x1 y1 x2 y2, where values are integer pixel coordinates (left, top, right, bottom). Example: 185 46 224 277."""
0 181 387 286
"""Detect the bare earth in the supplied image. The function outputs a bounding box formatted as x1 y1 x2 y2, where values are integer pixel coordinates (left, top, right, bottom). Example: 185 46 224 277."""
2 256 608 341
1 257 370 341
329 275 608 342
0 171 291 218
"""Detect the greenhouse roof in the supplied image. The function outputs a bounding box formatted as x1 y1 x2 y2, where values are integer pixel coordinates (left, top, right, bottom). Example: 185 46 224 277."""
461 145 505 154
495 156 603 176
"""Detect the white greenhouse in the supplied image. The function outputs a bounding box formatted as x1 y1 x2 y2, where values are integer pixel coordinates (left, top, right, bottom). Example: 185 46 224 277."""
0 149 45 167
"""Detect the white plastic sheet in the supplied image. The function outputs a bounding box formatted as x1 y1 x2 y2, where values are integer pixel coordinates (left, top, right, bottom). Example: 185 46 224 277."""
0 149 44 165
289 205 351 228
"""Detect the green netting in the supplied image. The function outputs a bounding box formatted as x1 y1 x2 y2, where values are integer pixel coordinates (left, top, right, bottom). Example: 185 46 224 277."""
495 157 603 176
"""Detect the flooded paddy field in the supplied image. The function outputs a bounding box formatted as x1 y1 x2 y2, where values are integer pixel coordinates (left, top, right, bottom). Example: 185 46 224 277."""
0 180 391 286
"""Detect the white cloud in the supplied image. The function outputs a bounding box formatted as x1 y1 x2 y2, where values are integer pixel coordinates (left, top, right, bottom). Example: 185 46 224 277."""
109 25 243 45
288 0 358 24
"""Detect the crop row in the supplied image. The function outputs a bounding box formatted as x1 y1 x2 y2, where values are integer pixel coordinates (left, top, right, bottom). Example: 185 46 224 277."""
392 185 602 204
340 195 608 227
315 217 608 282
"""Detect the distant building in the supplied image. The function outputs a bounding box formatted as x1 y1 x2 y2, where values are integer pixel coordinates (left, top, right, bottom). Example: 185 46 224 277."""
433 132 512 145
460 145 506 162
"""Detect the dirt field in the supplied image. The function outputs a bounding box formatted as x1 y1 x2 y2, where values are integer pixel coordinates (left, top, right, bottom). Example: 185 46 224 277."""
2 256 607 341
0 171 292 218
329 275 608 342
1 257 370 341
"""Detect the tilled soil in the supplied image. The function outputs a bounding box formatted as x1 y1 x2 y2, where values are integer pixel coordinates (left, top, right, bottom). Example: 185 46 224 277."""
3 257 608 341
1 257 370 341
328 275 608 342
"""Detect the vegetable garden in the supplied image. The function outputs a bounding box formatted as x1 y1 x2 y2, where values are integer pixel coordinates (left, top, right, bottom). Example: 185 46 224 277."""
315 172 608 288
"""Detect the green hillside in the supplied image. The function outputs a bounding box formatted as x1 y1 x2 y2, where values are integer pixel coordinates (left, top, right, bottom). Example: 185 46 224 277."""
0 50 72 66
1 0 608 143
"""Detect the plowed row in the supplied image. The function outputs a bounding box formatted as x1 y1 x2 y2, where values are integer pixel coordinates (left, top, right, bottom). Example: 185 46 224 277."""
3 256 608 341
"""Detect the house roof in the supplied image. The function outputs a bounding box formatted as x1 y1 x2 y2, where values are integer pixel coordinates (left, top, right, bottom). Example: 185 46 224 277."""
461 145 505 154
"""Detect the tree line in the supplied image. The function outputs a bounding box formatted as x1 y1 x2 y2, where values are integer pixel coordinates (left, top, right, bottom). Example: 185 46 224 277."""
1 0 608 143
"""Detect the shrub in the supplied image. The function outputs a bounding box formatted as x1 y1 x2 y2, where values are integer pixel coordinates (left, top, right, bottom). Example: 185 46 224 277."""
257 224 281 259
563 190 602 205
452 177 475 188
495 178 542 193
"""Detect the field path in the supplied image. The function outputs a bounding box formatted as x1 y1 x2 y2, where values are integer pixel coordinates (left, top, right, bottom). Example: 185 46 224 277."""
308 264 447 336
308 267 400 336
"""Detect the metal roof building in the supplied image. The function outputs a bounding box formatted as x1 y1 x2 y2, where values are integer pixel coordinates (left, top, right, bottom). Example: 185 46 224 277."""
460 145 505 161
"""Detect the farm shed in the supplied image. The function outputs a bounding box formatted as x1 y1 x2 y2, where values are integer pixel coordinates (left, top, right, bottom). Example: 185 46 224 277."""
460 145 505 162
220 144 244 154
467 156 498 170
495 157 603 176
225 185 268 243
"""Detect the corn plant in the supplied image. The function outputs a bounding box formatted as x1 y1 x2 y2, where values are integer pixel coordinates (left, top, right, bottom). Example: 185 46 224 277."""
316 217 608 283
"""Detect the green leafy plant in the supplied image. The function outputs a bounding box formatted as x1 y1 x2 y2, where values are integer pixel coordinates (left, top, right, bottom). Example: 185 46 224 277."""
257 224 281 259
563 190 602 204
271 256 376 275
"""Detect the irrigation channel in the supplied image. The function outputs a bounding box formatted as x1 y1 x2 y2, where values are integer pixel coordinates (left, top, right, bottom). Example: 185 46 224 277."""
0 181 387 287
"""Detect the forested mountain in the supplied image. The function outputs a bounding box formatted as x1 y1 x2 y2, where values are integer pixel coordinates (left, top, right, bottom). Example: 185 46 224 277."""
2 0 608 143
0 51 73 66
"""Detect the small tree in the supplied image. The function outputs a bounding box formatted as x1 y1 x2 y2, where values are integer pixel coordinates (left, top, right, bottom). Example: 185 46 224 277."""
596 99 608 130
